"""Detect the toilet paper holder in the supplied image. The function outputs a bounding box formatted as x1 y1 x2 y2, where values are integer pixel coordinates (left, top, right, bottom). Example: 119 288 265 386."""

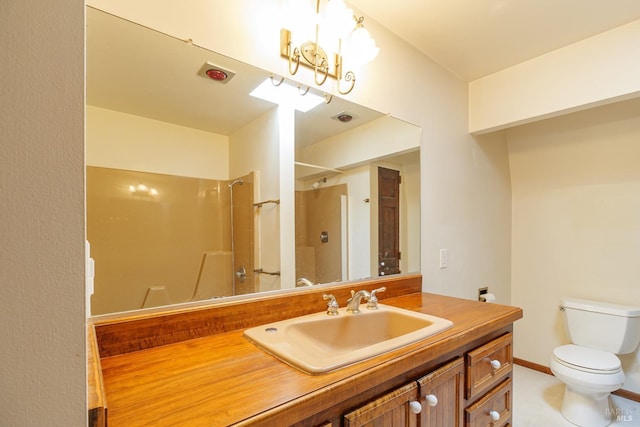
478 287 488 302
478 287 496 302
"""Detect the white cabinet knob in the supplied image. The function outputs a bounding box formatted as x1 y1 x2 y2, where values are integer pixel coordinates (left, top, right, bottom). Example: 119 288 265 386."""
490 359 501 370
425 394 438 407
489 410 500 421
409 400 422 414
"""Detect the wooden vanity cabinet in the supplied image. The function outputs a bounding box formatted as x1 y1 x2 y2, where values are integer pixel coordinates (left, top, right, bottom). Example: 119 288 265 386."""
342 333 513 427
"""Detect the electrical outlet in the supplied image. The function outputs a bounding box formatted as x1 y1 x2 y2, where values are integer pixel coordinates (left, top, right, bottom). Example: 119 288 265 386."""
478 287 488 301
439 249 448 269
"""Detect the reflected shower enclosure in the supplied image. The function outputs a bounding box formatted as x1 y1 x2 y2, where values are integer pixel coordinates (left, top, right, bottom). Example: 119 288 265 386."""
86 167 255 314
295 183 348 284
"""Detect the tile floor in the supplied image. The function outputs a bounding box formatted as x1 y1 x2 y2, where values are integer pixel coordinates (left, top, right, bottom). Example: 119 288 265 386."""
513 364 640 426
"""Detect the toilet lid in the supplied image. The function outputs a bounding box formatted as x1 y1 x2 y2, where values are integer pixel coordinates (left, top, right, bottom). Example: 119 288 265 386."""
553 344 621 373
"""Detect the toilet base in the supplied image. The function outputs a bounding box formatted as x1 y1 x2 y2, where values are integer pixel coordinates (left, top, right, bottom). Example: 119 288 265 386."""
560 385 613 427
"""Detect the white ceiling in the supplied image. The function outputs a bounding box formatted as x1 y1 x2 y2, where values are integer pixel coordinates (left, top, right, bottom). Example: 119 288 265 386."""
348 0 640 81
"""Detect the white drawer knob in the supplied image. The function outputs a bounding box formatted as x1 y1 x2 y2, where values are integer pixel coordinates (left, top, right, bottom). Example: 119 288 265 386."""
425 394 438 407
490 359 501 370
489 410 500 421
409 400 422 414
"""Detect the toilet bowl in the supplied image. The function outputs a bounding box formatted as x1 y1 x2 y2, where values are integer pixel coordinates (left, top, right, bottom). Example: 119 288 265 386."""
551 345 624 427
551 297 640 427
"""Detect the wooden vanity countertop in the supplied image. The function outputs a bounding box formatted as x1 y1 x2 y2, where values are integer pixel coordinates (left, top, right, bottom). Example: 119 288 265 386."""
97 291 522 426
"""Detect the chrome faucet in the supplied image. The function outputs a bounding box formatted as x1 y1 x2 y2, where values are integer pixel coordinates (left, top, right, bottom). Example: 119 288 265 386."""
346 289 371 314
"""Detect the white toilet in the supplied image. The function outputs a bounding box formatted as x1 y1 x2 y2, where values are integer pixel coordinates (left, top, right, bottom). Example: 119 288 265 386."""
550 297 640 427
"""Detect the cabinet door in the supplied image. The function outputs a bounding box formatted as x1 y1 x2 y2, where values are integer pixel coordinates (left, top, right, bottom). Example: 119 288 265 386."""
417 358 464 427
344 381 419 427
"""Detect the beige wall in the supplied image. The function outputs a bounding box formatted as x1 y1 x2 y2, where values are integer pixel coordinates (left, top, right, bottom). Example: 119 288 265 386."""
509 97 640 392
1 0 86 425
469 19 640 133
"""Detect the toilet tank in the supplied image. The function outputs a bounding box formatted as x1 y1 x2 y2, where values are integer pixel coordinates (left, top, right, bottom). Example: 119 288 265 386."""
561 297 640 354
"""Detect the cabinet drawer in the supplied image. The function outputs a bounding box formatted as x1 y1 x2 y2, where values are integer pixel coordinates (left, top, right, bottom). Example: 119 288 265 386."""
465 378 512 427
465 333 512 401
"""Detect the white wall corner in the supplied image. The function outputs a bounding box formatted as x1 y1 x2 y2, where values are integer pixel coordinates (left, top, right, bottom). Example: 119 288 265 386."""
469 19 640 134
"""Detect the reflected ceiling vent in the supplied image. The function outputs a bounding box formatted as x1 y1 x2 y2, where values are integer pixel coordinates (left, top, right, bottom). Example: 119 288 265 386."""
331 111 357 123
198 62 236 84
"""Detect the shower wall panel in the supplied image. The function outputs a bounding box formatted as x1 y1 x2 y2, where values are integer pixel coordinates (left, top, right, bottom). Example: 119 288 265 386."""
87 166 237 314
295 184 347 284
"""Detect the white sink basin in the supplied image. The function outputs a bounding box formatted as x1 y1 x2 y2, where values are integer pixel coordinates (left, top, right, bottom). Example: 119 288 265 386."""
243 304 453 374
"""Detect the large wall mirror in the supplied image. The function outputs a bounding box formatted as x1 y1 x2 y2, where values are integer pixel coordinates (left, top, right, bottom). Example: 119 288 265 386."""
86 7 421 316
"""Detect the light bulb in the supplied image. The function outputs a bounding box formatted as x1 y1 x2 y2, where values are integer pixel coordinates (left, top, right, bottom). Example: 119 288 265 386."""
346 26 379 65
323 0 355 41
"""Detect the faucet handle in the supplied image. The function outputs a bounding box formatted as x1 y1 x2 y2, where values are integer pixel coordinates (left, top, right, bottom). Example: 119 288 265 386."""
323 294 339 316
367 287 387 310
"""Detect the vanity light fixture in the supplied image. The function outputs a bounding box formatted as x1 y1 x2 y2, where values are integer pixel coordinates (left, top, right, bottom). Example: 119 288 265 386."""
280 0 379 95
129 184 158 197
